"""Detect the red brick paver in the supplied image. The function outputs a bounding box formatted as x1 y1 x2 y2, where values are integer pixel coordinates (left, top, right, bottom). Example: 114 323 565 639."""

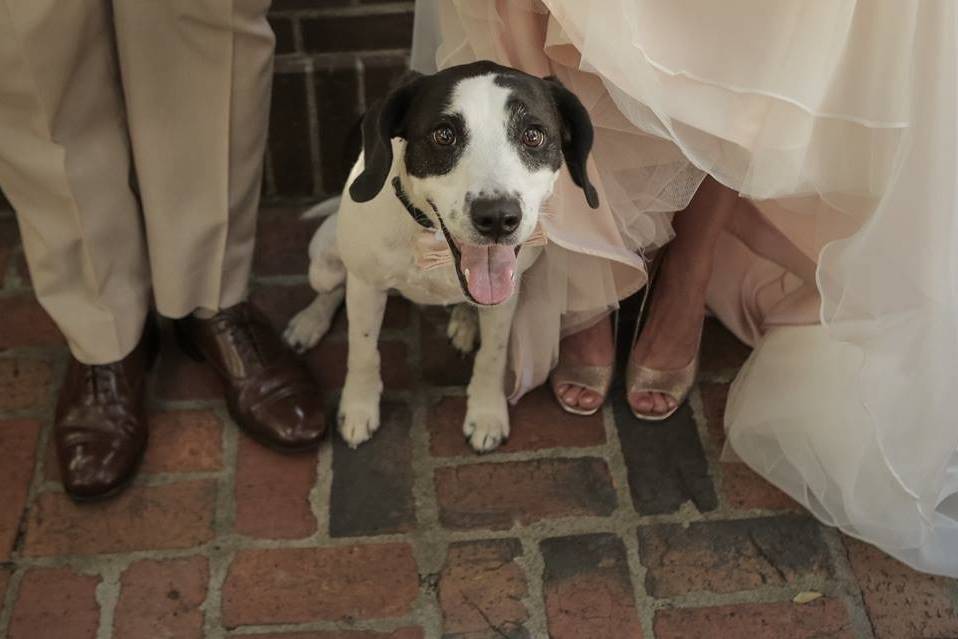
541 534 643 639
435 458 617 530
143 411 224 473
221 544 419 627
654 599 854 639
244 630 424 639
114 556 209 639
235 436 318 539
0 419 39 560
24 480 216 556
638 516 833 597
0 567 10 608
438 539 529 637
0 357 53 411
846 538 958 639
428 387 605 457
9 567 100 639
0 295 62 350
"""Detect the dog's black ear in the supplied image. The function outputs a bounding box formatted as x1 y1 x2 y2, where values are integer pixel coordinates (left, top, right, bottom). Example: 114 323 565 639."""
349 71 424 202
545 76 599 209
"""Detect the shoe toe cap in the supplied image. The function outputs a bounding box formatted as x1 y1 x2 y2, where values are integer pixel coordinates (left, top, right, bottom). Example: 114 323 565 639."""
248 392 327 451
59 440 141 499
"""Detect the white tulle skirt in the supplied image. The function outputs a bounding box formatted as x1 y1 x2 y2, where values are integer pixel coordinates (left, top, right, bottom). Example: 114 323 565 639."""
413 0 958 577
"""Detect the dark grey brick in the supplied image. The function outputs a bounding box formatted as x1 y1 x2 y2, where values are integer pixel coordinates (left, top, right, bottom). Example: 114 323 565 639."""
638 516 834 597
613 395 717 516
330 402 416 537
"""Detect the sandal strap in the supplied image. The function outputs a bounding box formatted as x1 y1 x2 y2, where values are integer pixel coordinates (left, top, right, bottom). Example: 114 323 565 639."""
551 363 614 396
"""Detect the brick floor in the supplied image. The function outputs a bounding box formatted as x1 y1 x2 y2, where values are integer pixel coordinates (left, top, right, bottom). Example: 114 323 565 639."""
114 556 209 639
0 205 956 638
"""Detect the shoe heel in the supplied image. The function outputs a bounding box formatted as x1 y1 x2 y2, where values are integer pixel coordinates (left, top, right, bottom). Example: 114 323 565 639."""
174 321 205 362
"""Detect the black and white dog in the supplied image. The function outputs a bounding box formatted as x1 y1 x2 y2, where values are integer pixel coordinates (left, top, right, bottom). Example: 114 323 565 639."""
284 61 598 452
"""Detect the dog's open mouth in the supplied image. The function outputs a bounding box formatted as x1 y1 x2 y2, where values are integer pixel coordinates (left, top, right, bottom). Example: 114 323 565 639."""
435 214 519 306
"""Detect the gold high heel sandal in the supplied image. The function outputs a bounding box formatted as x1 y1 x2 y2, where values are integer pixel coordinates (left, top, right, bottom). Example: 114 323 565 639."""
626 252 701 422
550 313 617 416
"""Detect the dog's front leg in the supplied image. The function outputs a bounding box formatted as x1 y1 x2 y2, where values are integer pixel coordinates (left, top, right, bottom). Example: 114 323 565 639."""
465 296 518 452
339 276 388 448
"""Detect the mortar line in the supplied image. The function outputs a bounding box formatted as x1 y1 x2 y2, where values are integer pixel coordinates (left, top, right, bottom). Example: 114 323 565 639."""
290 14 304 53
269 2 414 19
599 399 657 638
94 563 122 639
405 304 446 639
0 567 25 636
515 536 548 638
820 527 877 639
201 403 241 639
303 56 325 199
226 616 417 635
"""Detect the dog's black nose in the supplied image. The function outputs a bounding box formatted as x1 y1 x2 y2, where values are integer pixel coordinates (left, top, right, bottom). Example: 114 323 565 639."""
470 197 522 240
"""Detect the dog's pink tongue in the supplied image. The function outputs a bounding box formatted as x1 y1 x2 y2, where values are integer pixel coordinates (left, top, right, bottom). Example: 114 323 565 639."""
459 244 517 305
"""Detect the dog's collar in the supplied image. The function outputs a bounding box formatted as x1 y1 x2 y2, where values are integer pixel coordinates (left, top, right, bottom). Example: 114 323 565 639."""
391 177 434 230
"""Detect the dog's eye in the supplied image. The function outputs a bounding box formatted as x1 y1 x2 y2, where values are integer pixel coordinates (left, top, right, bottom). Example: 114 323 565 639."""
432 126 456 147
521 127 545 148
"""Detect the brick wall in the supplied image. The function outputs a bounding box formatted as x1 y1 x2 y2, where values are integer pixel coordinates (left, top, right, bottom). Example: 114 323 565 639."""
0 2 414 212
264 0 415 204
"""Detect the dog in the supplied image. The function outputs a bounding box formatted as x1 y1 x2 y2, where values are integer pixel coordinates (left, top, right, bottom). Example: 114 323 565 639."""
284 60 598 452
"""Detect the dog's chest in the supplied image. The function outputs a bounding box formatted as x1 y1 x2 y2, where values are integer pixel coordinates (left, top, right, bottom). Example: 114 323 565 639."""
338 206 467 306
394 266 468 306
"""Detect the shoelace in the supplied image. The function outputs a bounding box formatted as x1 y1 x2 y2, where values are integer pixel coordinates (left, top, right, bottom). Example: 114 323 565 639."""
81 362 124 404
216 306 276 369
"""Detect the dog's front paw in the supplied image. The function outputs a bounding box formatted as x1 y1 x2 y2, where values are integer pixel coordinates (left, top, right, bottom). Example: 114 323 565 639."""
338 399 381 448
447 304 479 355
463 400 510 453
284 307 331 353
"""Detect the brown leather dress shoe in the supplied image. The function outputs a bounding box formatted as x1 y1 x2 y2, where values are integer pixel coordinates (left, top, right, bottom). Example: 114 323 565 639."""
55 321 158 501
175 302 326 452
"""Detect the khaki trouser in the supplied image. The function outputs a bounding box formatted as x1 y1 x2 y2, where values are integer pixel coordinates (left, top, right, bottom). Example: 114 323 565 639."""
0 0 274 364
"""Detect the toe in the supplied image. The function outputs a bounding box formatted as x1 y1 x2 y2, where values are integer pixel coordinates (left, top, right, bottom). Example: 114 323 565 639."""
629 391 654 414
651 393 670 415
562 385 583 407
579 390 601 410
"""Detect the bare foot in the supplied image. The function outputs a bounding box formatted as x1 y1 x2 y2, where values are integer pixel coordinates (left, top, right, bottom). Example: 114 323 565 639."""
552 315 615 413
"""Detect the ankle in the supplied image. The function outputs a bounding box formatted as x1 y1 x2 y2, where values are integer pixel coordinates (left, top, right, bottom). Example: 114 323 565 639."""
560 315 616 366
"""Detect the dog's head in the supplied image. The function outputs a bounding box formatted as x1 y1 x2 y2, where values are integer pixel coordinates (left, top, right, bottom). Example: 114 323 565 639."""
349 61 599 306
